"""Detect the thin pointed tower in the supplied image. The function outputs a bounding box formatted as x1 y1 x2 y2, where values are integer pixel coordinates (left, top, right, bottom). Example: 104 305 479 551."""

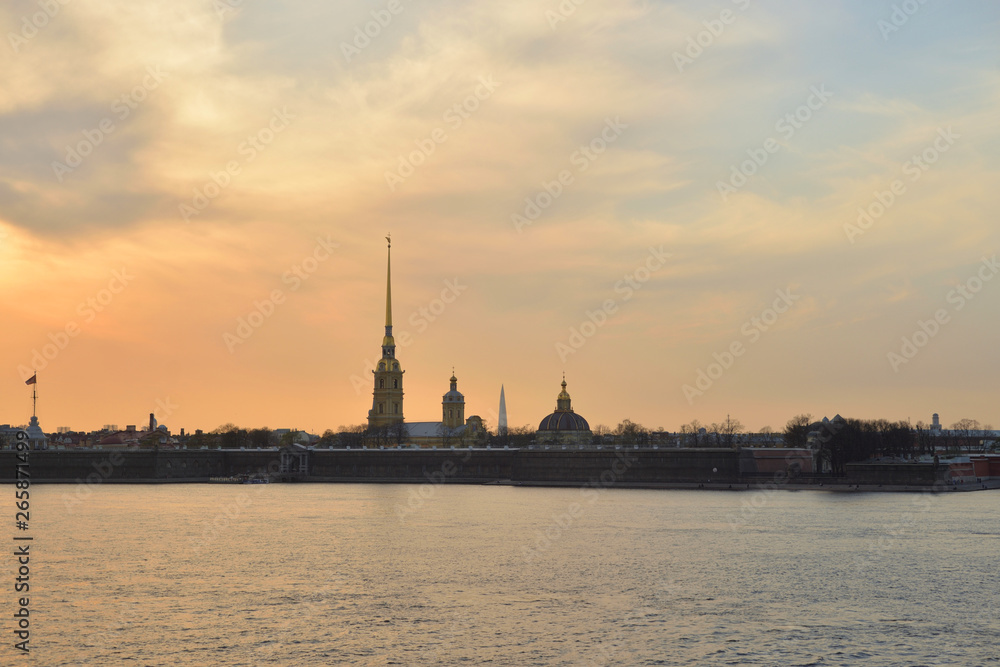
368 235 405 429
498 384 508 435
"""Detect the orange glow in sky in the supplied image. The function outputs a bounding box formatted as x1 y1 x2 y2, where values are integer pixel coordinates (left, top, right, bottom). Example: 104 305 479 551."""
2 1 998 434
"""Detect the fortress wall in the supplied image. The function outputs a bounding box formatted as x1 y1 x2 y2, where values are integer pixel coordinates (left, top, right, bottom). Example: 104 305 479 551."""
0 448 951 488
843 462 942 485
512 448 741 484
308 448 514 481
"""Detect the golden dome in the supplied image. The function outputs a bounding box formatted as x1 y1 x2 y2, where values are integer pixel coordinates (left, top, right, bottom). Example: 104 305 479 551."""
557 379 570 401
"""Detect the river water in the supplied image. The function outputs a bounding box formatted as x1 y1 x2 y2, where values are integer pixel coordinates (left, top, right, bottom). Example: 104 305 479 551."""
17 483 1000 665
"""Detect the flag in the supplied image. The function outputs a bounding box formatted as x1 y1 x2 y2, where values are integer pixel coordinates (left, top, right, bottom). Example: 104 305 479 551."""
25 374 36 385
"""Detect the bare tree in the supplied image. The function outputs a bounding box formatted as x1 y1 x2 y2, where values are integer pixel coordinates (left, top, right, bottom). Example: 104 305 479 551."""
614 419 649 445
250 428 273 449
913 422 934 456
679 419 704 447
507 425 535 448
709 416 744 448
783 414 813 449
389 422 408 447
336 424 366 448
951 418 982 453
212 423 250 449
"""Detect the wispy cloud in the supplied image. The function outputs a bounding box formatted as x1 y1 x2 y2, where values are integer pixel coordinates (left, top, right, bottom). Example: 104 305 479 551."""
1 0 998 431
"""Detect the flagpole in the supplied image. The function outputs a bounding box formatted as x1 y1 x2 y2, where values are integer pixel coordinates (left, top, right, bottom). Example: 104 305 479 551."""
32 373 37 418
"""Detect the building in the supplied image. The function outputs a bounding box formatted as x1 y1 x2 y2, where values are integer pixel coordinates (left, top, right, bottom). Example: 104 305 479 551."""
403 373 486 448
535 377 592 446
24 415 47 449
365 237 485 448
368 236 405 429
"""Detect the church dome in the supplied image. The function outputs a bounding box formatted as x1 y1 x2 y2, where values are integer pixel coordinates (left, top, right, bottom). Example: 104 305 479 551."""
538 411 590 432
443 372 464 402
537 377 590 432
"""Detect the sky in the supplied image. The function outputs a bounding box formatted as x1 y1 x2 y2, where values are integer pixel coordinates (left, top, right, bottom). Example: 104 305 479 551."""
1 0 998 435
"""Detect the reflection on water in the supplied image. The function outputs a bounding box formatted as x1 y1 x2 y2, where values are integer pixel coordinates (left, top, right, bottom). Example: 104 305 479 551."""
30 484 1000 665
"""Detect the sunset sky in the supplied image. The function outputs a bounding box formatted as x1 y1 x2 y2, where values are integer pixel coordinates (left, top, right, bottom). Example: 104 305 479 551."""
1 0 998 435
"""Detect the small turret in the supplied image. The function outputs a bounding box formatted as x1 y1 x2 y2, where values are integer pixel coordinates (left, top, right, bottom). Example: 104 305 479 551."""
442 370 465 429
556 376 572 412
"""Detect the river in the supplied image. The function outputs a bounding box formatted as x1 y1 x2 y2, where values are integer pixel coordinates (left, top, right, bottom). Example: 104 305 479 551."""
21 483 1000 665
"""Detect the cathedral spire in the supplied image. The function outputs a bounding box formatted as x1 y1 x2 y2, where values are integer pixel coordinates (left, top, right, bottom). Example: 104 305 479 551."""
385 234 393 330
382 235 395 356
370 235 405 429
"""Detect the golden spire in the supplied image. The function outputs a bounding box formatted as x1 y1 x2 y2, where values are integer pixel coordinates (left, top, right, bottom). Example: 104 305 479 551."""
381 235 396 352
385 234 392 328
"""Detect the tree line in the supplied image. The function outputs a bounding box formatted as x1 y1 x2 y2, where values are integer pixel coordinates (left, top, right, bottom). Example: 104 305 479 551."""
184 415 996 467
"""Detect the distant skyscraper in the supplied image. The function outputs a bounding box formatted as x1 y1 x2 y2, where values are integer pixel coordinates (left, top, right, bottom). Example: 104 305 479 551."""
498 385 507 434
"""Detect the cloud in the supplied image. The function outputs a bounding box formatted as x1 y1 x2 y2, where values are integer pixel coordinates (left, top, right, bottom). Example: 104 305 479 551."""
1 0 998 430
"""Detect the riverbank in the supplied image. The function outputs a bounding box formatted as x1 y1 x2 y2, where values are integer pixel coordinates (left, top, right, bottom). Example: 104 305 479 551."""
3 447 992 491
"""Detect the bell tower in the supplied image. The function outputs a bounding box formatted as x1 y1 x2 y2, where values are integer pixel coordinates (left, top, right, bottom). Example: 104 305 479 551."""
368 235 405 429
442 371 465 429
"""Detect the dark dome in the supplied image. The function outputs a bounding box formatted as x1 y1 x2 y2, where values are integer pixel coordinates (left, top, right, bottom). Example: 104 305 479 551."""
538 411 590 432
